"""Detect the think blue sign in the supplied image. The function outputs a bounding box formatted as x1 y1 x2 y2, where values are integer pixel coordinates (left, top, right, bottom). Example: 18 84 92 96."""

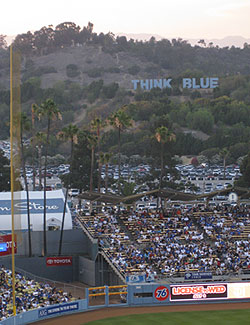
132 78 219 90
0 199 66 215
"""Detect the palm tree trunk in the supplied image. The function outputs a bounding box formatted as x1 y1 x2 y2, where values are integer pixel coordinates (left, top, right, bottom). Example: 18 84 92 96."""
223 157 226 180
58 139 73 255
97 127 101 193
43 117 50 256
20 138 32 257
38 145 42 191
90 147 94 192
105 163 108 193
160 142 163 189
31 109 36 191
118 127 121 195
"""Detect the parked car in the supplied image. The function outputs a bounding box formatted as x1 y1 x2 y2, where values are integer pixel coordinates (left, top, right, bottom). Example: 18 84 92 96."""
69 189 80 197
147 202 157 210
137 203 146 210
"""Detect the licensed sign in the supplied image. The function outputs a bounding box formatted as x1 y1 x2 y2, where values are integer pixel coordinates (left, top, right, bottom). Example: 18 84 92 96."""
0 235 17 256
46 256 72 267
38 302 79 318
185 272 212 280
170 284 227 301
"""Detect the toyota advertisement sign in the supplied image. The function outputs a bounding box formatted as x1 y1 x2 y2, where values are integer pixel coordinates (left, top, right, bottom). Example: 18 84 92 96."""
46 257 72 267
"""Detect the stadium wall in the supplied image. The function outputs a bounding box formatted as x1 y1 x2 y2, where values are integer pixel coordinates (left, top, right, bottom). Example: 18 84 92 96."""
0 256 78 282
79 256 96 286
3 282 250 324
16 229 89 256
1 299 88 325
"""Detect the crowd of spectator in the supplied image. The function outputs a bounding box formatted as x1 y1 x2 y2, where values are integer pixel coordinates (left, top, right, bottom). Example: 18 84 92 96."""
77 204 250 278
0 266 74 321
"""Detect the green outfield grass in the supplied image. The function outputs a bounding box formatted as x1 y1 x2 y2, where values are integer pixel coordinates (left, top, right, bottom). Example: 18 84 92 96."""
85 309 250 325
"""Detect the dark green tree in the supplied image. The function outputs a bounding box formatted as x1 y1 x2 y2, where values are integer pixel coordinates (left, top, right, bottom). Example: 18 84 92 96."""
0 150 10 191
237 153 250 187
61 130 92 192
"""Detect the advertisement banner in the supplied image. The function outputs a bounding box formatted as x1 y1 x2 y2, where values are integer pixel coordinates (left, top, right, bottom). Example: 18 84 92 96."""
0 234 17 256
46 256 72 267
170 283 227 301
228 283 250 299
185 272 212 280
38 302 79 318
0 198 66 215
154 286 169 301
126 275 146 283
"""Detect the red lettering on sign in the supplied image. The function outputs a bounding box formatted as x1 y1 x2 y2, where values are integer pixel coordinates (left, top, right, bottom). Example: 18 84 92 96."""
46 257 72 266
172 285 226 295
0 235 17 256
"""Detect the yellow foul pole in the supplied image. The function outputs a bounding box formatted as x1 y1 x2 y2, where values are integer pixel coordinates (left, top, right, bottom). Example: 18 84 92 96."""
10 44 16 316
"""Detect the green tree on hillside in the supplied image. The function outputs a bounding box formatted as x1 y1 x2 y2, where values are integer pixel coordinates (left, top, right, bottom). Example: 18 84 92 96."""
0 150 10 191
237 153 250 187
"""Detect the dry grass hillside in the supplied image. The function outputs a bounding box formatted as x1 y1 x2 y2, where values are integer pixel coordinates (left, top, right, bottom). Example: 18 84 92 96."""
6 45 168 91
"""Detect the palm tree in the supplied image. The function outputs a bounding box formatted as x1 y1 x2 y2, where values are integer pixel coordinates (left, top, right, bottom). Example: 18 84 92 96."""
87 134 98 192
108 107 133 195
91 117 105 193
99 152 112 193
33 99 61 256
20 113 32 257
57 123 79 255
220 148 229 180
32 132 46 191
155 126 176 189
31 104 36 191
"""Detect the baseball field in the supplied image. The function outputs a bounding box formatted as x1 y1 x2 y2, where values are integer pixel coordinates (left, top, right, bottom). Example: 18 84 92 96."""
85 309 250 324
36 302 250 325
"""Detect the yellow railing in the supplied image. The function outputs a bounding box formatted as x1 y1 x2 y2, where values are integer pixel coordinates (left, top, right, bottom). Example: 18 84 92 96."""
108 291 127 296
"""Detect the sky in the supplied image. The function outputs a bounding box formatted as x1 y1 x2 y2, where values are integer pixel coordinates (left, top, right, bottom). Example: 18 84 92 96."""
2 0 250 39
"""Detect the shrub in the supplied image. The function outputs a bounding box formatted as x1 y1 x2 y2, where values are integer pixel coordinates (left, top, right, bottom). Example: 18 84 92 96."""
128 65 140 75
66 64 80 78
86 67 104 78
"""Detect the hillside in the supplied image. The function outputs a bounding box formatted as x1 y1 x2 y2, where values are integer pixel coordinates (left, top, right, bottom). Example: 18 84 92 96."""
1 22 250 167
